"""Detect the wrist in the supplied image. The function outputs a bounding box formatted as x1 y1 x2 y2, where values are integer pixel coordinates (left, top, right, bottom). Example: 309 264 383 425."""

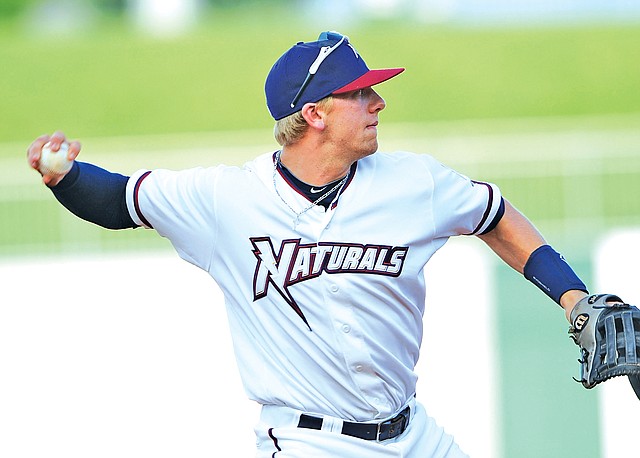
45 161 79 188
560 290 589 322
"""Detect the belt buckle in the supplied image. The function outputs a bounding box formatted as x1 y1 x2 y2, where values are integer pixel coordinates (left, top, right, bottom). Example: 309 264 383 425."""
377 407 409 441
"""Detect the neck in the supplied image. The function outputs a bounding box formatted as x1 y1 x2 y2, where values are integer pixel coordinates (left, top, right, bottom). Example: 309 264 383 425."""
276 157 351 210
280 143 353 186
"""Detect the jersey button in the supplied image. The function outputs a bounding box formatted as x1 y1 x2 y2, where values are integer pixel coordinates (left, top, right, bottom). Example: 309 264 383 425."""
355 365 364 372
342 324 351 333
329 284 339 293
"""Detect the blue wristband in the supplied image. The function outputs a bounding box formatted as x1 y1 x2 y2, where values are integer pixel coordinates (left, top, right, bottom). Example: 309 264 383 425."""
523 245 588 305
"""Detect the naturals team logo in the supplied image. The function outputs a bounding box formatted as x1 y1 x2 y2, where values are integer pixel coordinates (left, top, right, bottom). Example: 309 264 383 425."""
250 237 408 329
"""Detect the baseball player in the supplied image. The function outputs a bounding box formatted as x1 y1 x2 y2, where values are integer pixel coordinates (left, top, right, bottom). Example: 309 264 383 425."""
26 31 640 457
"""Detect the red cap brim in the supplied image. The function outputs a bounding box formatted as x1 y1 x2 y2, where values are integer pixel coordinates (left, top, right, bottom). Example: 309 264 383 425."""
333 68 405 94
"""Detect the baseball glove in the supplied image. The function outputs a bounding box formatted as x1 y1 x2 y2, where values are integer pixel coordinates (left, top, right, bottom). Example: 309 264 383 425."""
569 294 640 399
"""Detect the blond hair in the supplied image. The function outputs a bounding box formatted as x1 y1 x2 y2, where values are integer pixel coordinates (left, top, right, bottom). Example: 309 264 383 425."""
273 96 333 146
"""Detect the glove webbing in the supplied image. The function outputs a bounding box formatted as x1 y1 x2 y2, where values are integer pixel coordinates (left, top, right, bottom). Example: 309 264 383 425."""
600 310 640 374
622 311 638 363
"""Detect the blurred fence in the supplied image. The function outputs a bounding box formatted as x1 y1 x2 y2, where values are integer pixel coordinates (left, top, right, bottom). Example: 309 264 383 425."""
392 117 640 244
2 114 639 259
386 114 640 253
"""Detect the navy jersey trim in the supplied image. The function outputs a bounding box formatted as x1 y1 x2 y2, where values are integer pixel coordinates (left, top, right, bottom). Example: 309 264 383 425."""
268 428 282 457
470 181 495 235
480 197 505 235
273 151 358 209
133 171 153 229
331 161 357 209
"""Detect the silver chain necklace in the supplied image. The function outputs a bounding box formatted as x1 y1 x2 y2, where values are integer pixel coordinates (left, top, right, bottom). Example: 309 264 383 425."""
273 151 350 229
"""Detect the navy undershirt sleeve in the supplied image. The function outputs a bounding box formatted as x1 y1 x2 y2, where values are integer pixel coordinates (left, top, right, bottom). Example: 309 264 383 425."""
50 161 137 230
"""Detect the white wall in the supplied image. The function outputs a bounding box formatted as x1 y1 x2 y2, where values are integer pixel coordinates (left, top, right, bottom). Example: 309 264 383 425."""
0 239 495 457
594 229 640 458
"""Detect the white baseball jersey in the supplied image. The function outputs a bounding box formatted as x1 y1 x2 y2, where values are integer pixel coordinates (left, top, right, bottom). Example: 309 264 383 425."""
125 151 502 422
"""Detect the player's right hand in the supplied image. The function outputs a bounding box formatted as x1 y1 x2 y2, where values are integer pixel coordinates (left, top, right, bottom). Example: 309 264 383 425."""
27 131 81 187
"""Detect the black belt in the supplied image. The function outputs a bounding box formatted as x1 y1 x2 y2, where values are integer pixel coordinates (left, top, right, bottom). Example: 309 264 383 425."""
297 406 411 441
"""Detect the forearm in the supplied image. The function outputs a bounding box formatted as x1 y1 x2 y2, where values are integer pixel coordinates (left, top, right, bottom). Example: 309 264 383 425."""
478 199 587 320
477 199 546 273
50 161 137 230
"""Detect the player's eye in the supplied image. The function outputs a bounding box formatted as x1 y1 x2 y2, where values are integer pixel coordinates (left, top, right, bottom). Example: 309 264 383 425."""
348 88 369 97
333 87 371 101
349 88 367 99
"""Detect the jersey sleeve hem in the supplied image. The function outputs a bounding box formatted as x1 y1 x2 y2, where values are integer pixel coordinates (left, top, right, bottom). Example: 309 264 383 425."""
468 181 503 235
126 169 153 229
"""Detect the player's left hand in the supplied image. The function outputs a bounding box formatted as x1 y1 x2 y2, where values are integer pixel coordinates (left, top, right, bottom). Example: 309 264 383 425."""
569 294 640 400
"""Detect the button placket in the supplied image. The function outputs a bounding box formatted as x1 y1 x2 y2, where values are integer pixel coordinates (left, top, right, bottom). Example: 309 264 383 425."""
324 278 386 411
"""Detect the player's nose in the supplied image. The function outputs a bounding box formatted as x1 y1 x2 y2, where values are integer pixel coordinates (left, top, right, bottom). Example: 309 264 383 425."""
369 89 386 112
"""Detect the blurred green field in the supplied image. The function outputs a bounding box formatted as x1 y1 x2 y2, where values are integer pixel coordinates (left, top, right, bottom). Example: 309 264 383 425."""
1 14 640 258
1 14 639 144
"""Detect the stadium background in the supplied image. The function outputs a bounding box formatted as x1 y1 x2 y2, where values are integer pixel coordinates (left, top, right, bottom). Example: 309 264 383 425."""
1 1 639 457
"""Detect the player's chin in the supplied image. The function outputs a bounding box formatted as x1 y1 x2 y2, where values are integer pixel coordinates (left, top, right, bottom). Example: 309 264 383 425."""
354 131 379 157
364 126 378 142
360 141 379 158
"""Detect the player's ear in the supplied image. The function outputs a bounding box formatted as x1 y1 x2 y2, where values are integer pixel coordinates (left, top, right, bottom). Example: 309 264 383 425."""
300 103 326 131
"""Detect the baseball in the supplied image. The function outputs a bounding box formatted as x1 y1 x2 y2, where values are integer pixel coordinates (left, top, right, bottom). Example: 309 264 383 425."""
38 141 73 175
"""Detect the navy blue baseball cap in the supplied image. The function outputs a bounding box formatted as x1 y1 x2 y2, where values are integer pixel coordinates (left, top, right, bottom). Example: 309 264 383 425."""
265 31 405 120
